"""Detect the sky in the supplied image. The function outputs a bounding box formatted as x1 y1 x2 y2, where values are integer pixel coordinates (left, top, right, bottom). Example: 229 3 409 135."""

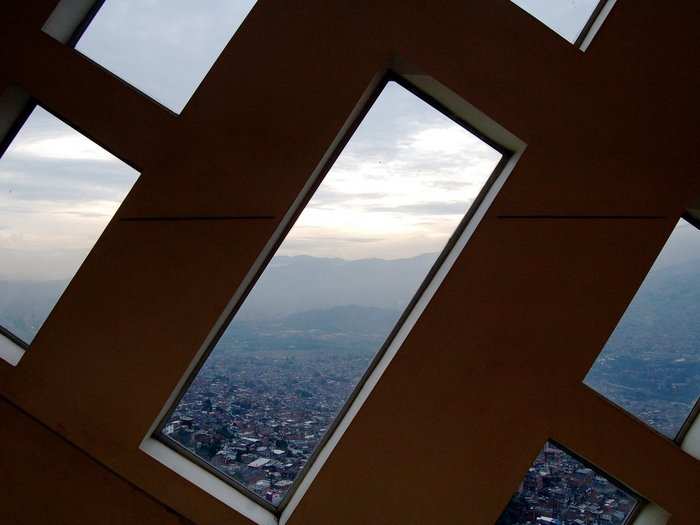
75 0 258 113
511 0 600 42
280 81 502 260
0 0 511 282
1 0 688 276
647 219 700 272
0 107 138 281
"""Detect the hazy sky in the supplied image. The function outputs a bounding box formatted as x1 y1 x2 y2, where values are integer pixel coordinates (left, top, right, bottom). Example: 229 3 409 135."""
0 80 502 280
0 107 138 280
74 0 600 111
0 0 510 281
649 219 700 272
76 0 257 113
0 0 684 283
280 81 502 259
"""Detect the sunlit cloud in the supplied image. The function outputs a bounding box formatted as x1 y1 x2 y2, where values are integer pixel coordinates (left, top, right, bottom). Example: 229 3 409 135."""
1 81 502 278
277 82 503 260
10 133 118 162
406 125 486 156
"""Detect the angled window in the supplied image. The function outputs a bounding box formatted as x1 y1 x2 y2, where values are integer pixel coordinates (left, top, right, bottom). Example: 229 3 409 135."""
44 0 257 113
510 0 611 46
0 104 138 358
585 218 700 440
156 78 507 511
496 441 639 525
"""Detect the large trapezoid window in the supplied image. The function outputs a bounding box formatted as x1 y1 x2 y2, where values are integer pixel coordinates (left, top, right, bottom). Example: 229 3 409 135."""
0 104 139 357
585 217 700 440
156 78 506 510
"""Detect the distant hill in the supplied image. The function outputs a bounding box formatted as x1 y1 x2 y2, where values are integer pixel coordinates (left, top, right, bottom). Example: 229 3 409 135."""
2 248 699 359
279 304 403 335
234 253 438 320
0 253 437 344
584 256 700 437
603 258 700 359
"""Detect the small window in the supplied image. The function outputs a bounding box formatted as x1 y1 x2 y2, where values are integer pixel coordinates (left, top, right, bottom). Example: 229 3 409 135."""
585 218 700 440
496 441 640 525
510 0 608 45
156 78 507 510
45 0 258 113
0 105 138 352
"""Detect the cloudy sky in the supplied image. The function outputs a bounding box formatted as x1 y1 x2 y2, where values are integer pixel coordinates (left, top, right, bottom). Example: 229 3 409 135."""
280 81 502 260
0 107 138 281
1 0 682 283
74 0 601 111
0 0 508 282
75 0 257 113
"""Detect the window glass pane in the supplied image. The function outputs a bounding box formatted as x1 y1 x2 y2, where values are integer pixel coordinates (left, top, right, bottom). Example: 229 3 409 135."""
0 107 138 344
159 80 504 506
496 441 638 525
585 219 700 438
72 0 257 113
510 0 601 43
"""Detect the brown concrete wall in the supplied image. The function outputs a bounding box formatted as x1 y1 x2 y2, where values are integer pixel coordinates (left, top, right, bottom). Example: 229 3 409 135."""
0 1 698 524
0 396 190 525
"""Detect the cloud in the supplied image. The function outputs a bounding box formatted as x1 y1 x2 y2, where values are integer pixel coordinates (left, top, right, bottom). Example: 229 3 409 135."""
0 107 138 280
428 179 475 191
10 133 117 162
0 106 138 206
270 82 504 260
373 201 473 216
309 188 387 207
1 43 507 278
0 155 137 203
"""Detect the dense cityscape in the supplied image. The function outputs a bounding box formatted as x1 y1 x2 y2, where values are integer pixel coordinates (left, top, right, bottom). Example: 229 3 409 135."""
497 443 636 525
2 243 698 515
162 333 374 505
3 234 698 513
160 295 649 515
584 353 699 438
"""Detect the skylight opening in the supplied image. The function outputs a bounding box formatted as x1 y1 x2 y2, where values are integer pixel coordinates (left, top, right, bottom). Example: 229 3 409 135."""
154 77 509 512
44 0 258 113
0 103 139 360
496 440 640 525
510 0 611 47
584 217 700 441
